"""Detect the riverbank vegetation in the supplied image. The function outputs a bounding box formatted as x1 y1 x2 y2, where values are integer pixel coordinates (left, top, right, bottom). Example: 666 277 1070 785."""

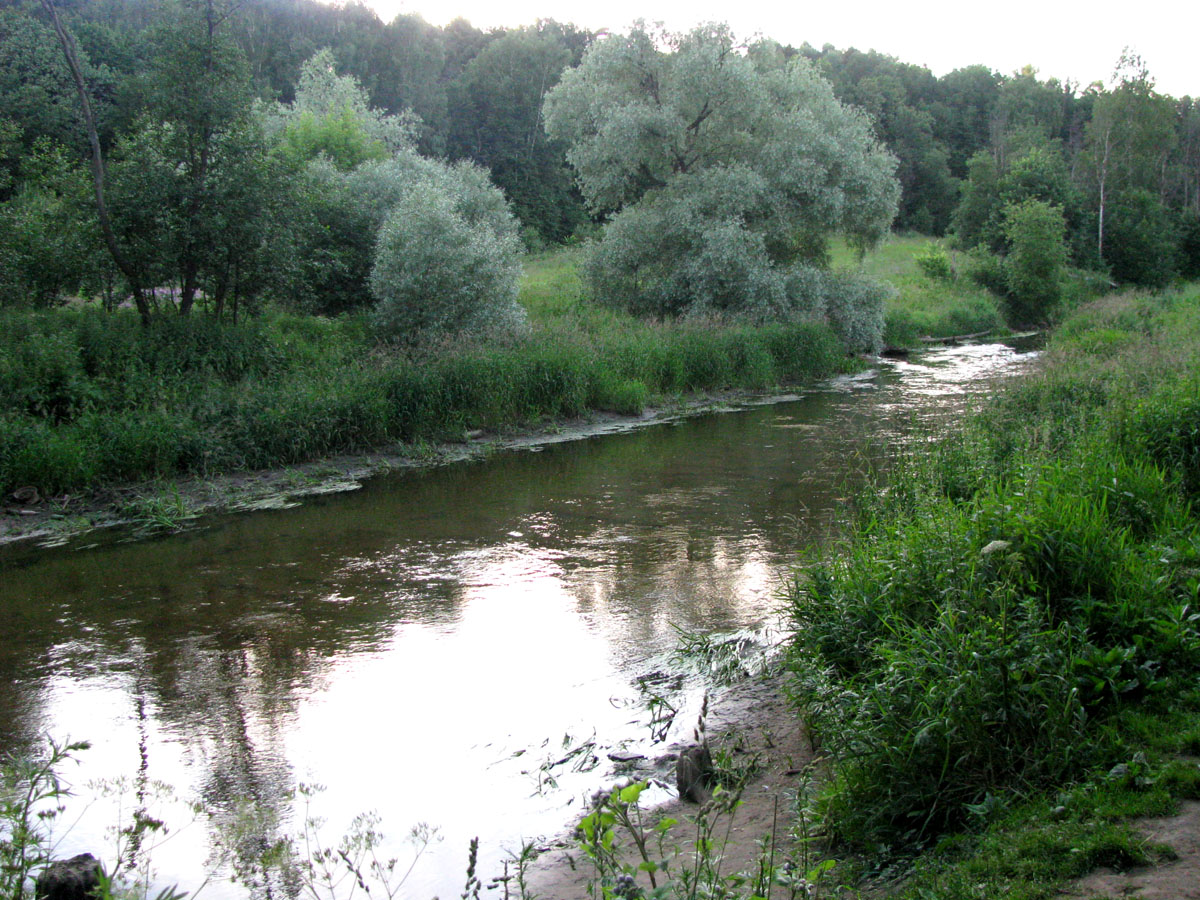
787 283 1200 895
0 301 849 499
2 0 1196 509
3 1 1200 895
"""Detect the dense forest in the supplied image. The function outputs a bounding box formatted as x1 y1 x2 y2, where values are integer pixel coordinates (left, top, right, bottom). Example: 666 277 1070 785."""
2 0 1198 317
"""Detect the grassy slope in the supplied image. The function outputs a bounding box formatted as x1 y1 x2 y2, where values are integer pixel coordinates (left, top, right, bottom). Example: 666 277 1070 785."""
832 233 1007 345
784 283 1200 897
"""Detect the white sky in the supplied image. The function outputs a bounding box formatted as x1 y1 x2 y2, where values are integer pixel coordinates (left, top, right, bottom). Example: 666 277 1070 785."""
363 0 1198 98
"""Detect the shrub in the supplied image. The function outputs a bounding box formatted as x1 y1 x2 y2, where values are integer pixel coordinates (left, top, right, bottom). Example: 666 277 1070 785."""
966 246 1009 296
822 270 890 354
914 242 955 282
1003 199 1067 326
369 183 525 343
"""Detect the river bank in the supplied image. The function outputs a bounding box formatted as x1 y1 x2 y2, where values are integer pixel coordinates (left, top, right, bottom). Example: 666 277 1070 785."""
0 384 830 548
507 283 1200 900
0 335 1044 900
524 667 818 899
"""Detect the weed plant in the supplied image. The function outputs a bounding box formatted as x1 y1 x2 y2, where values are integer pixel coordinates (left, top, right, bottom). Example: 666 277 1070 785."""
785 284 1200 865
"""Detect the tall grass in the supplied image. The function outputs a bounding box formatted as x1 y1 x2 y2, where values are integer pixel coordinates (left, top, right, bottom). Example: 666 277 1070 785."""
786 284 1200 856
0 296 848 497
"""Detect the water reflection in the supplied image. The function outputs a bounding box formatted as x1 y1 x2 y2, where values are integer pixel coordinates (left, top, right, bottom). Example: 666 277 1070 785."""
0 343 1035 899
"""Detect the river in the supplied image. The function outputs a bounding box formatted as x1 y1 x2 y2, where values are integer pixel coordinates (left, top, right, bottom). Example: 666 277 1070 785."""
0 341 1036 899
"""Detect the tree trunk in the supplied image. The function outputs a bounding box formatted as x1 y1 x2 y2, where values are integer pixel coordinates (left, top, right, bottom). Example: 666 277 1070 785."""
39 0 152 324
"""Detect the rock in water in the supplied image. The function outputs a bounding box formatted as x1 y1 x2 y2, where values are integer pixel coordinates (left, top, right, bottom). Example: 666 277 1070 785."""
35 853 102 900
676 744 713 803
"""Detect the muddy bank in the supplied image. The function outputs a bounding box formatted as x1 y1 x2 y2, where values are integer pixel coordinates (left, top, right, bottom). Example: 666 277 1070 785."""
0 385 823 549
523 668 819 899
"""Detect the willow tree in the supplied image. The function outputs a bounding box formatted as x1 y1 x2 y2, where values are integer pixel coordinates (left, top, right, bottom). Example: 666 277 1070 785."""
543 23 899 344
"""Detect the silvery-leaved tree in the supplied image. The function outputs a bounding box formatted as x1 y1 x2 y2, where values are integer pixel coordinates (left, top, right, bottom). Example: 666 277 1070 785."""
543 22 900 350
357 154 526 341
261 48 420 169
261 53 525 340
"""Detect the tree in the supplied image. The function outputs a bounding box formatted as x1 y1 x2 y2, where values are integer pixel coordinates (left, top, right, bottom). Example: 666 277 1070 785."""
952 150 1003 250
256 53 525 331
1083 52 1177 263
262 48 418 175
931 65 1000 177
370 179 525 341
263 48 419 160
800 47 957 234
0 6 115 164
543 23 898 330
0 141 103 308
447 25 588 243
1103 189 1178 287
989 67 1071 169
112 0 265 317
1002 198 1067 325
37 0 153 321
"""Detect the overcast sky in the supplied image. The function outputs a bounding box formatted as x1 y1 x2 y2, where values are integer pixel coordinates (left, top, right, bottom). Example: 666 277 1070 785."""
362 0 1198 98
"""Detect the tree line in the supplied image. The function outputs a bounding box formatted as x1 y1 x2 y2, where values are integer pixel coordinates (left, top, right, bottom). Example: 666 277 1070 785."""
2 0 1198 328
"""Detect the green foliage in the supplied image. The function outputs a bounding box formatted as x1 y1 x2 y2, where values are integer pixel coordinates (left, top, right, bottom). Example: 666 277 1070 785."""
1002 198 1068 324
445 26 587 242
369 180 525 343
831 235 1004 346
952 151 1003 251
261 48 418 159
573 780 811 899
545 23 898 329
276 106 390 171
1 737 91 900
1178 212 1200 279
0 141 103 308
257 52 527 335
0 6 114 166
966 246 1009 296
787 284 1200 857
1103 189 1179 287
914 241 955 281
0 294 850 498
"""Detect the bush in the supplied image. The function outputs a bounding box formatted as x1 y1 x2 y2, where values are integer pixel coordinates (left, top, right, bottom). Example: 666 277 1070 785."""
914 242 955 281
966 246 1009 296
369 183 525 342
1003 199 1067 326
822 270 890 353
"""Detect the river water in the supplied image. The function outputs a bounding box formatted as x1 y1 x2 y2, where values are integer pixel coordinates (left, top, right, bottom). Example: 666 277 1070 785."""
0 342 1035 899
